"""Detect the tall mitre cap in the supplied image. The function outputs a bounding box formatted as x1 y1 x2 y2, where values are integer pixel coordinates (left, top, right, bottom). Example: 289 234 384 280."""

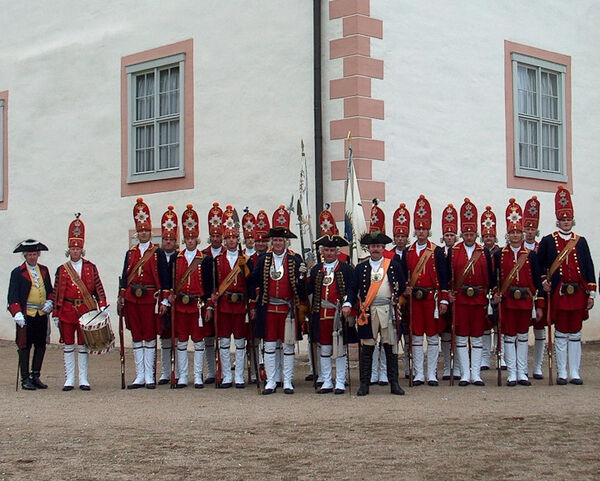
133 197 152 232
480 205 497 237
267 205 297 239
13 239 49 253
254 210 270 241
555 184 574 219
523 196 540 229
182 204 199 239
413 194 432 230
393 203 410 235
68 213 85 248
460 198 478 233
222 205 239 238
242 207 256 240
161 206 178 240
505 198 524 232
208 202 223 236
361 199 392 245
315 204 349 248
441 203 458 234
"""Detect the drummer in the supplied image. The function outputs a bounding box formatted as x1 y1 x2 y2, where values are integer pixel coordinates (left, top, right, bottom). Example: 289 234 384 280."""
53 214 107 391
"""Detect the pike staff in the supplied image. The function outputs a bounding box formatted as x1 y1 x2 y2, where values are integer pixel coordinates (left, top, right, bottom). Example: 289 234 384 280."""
118 277 126 389
546 269 553 386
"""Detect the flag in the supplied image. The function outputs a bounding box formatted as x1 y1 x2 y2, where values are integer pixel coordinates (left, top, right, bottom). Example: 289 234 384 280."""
344 144 368 265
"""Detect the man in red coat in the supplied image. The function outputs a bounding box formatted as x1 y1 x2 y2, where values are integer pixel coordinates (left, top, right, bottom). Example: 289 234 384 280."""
53 214 107 391
172 204 213 388
402 195 449 386
449 199 493 386
492 199 544 386
118 198 170 389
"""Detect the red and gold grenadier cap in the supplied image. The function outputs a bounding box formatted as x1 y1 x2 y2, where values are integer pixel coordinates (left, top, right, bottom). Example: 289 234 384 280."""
254 209 270 241
523 195 540 229
208 202 223 236
242 207 256 240
182 204 199 239
268 205 297 239
315 205 348 248
460 198 478 234
361 199 392 245
505 198 524 232
480 205 496 237
133 197 152 232
161 205 178 240
555 184 574 219
393 203 410 235
413 194 432 230
68 213 85 248
222 205 239 238
442 203 458 234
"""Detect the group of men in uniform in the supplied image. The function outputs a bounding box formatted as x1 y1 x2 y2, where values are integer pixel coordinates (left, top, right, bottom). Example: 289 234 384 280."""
7 184 596 392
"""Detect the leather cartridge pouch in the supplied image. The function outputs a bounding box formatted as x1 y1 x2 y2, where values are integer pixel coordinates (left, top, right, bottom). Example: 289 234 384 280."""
225 291 245 303
412 287 430 300
130 283 148 298
561 283 579 295
462 286 481 298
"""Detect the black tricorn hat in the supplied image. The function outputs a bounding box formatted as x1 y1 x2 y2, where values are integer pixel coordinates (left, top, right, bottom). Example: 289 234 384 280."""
13 239 49 253
360 231 392 246
266 227 297 239
315 234 349 248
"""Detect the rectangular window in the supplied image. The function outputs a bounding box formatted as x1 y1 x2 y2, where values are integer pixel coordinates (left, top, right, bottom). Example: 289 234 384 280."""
512 53 567 182
0 98 4 202
126 53 185 183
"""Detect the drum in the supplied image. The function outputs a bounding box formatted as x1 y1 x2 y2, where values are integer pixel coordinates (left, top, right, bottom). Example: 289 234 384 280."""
79 309 115 355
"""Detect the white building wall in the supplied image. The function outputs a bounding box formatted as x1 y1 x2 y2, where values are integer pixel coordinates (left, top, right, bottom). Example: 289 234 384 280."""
0 1 314 342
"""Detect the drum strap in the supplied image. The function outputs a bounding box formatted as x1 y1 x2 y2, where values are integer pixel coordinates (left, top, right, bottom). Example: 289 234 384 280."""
63 262 97 310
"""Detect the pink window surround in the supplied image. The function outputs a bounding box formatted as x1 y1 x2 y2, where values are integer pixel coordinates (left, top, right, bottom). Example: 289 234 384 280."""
121 39 194 197
504 40 572 193
0 90 7 210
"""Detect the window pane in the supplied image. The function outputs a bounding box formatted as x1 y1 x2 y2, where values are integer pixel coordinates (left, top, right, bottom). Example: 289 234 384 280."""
158 120 179 170
517 65 537 116
159 67 179 116
518 119 538 170
135 73 154 121
541 71 559 120
542 123 559 172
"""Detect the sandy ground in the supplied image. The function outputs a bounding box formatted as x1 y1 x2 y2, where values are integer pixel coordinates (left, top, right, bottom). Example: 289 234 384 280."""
0 339 599 481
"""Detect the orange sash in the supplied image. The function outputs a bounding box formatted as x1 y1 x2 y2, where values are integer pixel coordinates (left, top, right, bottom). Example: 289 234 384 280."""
357 257 391 326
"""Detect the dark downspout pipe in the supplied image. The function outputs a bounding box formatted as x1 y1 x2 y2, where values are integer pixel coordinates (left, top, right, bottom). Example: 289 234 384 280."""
313 0 323 223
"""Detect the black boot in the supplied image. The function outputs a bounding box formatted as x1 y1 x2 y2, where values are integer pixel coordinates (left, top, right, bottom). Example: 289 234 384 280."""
30 346 47 389
384 344 405 395
357 345 374 396
19 348 36 390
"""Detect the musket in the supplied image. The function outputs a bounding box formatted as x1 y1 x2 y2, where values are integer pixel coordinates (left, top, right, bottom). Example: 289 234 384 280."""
16 348 20 392
118 277 126 389
496 269 502 387
297 198 318 391
546 269 553 385
212 254 222 388
340 300 351 395
170 260 177 389
407 270 413 388
300 139 316 261
450 272 456 387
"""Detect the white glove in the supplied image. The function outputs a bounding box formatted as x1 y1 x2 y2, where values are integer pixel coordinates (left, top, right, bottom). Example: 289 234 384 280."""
299 262 307 273
53 317 60 328
14 312 26 328
161 298 171 308
41 299 53 313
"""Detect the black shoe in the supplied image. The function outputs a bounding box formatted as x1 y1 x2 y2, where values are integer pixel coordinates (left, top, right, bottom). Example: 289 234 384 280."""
158 379 170 385
21 378 37 390
79 385 91 391
501 366 507 371
518 379 531 386
458 380 470 387
473 380 485 387
30 376 48 389
316 381 323 388
356 383 369 396
369 381 378 386
556 378 567 385
127 383 145 389
442 375 451 381
480 366 490 371
62 385 74 391
304 373 314 381
377 381 389 386
506 380 517 387
235 383 246 389
427 380 439 387
404 374 410 379
334 388 345 395
276 381 283 388
204 377 215 384
219 382 232 389
413 380 424 386
262 388 275 395
533 373 544 380
569 378 583 385
145 383 156 389
317 387 333 394
283 388 294 395
176 383 188 389
390 382 405 395
194 383 203 389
